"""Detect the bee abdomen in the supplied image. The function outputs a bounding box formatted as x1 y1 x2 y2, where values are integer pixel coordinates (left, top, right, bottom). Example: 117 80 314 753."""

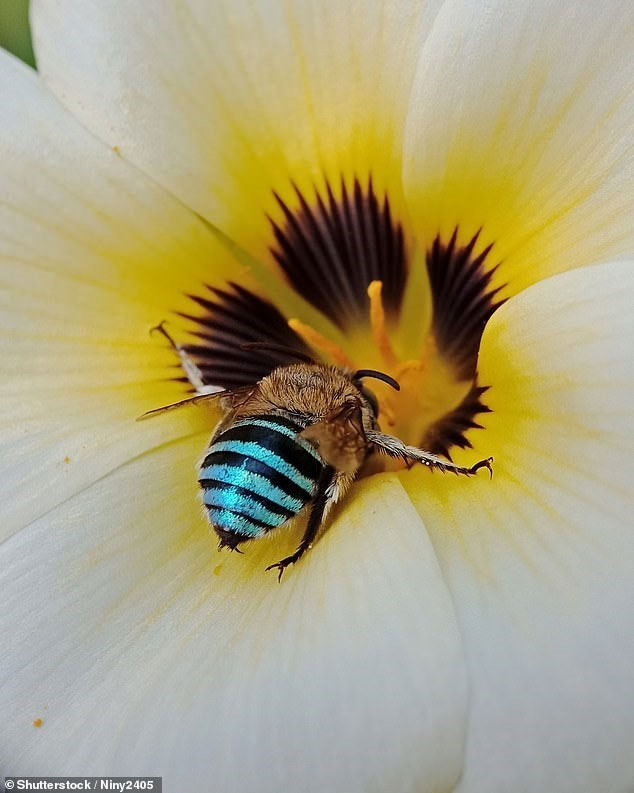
199 414 324 543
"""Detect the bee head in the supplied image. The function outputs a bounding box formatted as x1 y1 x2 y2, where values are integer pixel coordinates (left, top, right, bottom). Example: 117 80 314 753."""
352 369 400 418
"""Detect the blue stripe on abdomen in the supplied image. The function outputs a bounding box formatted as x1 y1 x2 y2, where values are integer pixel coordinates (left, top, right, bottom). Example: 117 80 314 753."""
200 463 306 513
207 440 317 493
201 413 324 542
214 420 323 481
203 486 289 528
207 507 270 539
201 450 314 503
234 417 320 460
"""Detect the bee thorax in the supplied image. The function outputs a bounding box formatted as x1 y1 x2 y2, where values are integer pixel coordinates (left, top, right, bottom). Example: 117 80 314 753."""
242 363 361 420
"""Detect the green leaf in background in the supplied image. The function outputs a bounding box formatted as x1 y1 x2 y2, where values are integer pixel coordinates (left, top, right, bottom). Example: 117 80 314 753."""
0 0 35 68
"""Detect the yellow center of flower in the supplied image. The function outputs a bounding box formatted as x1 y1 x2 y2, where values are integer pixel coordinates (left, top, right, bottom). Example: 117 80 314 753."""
287 279 473 451
178 178 500 462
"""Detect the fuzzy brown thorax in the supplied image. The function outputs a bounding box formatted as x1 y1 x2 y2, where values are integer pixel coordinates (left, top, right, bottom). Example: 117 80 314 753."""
234 363 362 421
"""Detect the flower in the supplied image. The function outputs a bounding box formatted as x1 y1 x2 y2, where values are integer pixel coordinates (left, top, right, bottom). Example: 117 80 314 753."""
1 1 633 791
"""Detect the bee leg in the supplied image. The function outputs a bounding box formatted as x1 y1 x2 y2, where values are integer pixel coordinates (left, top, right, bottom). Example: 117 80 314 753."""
366 430 493 478
266 466 336 582
150 320 211 394
216 529 245 553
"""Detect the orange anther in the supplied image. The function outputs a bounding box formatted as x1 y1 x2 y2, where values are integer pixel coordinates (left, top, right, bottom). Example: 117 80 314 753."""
287 319 355 369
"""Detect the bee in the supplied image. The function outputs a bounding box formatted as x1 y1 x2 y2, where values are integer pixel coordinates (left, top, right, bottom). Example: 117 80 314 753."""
141 323 492 580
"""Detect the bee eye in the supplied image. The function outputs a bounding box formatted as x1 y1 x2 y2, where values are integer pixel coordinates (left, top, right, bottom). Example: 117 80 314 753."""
359 385 379 418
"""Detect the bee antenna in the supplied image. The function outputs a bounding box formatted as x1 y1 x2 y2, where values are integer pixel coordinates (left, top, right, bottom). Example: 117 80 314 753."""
354 369 400 391
239 342 314 363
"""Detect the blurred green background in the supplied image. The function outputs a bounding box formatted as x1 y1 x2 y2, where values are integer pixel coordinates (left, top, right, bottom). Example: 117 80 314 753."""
0 0 35 67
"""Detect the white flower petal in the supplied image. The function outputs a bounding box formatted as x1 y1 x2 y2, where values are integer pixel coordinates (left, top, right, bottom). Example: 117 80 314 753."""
32 0 443 265
0 50 246 542
1 445 468 793
402 261 634 793
403 0 634 294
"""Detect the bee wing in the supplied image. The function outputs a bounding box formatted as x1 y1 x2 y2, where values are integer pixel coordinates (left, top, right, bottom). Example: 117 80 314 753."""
137 385 255 421
300 404 367 474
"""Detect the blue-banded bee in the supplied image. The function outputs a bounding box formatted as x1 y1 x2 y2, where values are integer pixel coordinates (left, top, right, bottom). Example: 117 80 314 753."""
141 324 492 580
